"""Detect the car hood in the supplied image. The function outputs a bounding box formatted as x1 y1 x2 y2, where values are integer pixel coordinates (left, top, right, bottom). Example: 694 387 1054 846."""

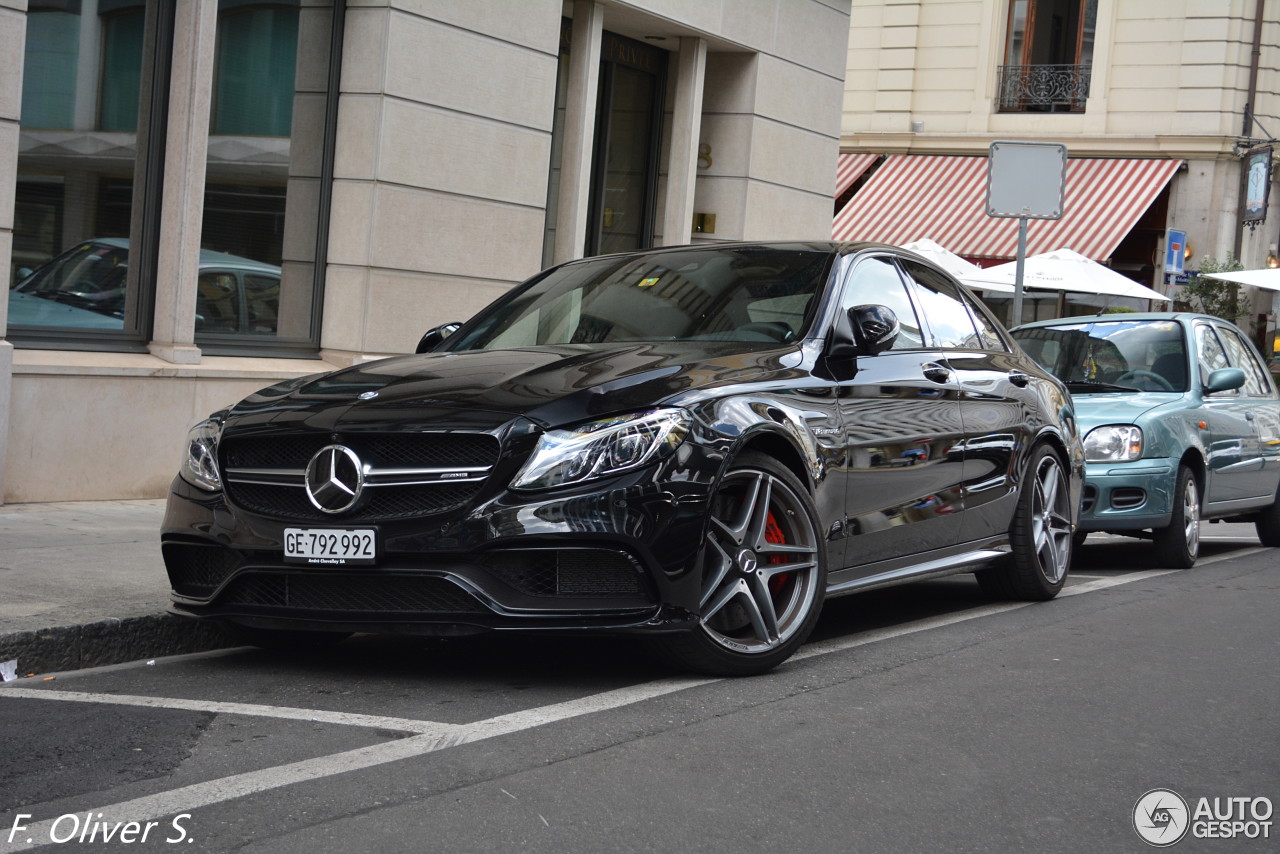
1069 392 1182 435
224 342 799 434
7 290 123 329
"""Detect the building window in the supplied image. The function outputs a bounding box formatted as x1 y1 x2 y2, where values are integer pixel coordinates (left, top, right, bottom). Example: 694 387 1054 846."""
20 4 80 130
11 0 339 356
99 7 145 131
997 0 1097 113
213 4 299 136
10 0 153 346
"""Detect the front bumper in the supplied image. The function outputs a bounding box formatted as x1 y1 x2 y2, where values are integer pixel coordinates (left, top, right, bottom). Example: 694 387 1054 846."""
161 462 714 636
1078 458 1175 532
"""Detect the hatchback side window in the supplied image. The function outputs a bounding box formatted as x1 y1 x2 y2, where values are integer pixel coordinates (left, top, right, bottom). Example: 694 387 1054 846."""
898 259 983 349
841 257 924 349
1218 326 1272 396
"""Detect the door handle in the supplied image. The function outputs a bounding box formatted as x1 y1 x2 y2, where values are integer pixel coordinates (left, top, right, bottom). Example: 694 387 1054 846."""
922 362 951 384
1008 371 1031 388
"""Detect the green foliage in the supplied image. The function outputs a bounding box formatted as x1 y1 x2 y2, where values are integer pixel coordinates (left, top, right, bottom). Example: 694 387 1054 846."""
1184 254 1247 323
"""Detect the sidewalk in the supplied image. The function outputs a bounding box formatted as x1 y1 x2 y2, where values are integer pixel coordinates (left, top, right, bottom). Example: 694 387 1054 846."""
0 499 232 677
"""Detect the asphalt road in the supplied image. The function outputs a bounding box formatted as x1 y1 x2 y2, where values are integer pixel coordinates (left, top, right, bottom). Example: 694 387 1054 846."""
1 529 1276 853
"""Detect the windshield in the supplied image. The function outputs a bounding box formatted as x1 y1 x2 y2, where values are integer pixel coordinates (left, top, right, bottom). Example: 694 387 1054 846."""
13 241 128 319
450 246 833 351
1013 319 1189 392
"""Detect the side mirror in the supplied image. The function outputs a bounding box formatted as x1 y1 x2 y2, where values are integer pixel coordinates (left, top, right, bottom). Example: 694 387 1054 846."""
15 267 32 282
1205 366 1246 394
849 304 900 356
415 322 462 354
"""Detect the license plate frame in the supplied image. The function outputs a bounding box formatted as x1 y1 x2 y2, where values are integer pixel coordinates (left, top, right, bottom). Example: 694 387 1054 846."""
283 527 378 566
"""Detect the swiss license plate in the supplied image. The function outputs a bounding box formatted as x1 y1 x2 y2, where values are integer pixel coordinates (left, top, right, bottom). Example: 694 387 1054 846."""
283 527 377 566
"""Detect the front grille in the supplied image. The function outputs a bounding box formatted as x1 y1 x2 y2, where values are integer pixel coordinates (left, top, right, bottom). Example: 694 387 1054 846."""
482 549 645 598
164 543 244 597
216 572 487 614
228 481 483 521
221 431 500 521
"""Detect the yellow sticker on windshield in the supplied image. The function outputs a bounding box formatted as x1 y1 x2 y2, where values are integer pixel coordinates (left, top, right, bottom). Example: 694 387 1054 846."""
636 277 661 288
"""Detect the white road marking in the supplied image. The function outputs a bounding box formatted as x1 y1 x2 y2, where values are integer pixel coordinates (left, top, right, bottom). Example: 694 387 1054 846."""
0 557 1260 852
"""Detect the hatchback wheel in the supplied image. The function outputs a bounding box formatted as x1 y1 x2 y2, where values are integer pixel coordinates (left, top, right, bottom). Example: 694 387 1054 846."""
1153 465 1200 568
1254 481 1280 547
651 452 825 676
978 444 1072 600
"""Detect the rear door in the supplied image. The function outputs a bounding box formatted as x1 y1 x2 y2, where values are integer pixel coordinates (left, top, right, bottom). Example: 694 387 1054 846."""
897 258 1034 544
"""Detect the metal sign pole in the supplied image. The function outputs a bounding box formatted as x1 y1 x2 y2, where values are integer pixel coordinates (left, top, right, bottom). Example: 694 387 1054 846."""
1012 215 1028 323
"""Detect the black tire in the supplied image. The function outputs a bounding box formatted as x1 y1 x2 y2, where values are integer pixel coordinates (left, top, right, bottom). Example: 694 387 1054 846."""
1072 530 1088 549
649 452 826 676
221 622 352 651
1152 465 1200 568
977 444 1072 600
1254 481 1280 547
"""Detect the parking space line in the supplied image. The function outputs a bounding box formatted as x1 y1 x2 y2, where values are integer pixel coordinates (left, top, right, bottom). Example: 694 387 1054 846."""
0 558 1257 853
0 690 465 735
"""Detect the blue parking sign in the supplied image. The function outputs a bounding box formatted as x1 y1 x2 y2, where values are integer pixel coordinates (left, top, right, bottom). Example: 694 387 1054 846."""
1165 229 1186 275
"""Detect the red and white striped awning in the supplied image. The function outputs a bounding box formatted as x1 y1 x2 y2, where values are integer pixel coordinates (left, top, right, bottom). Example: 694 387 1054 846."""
831 155 1182 261
835 153 880 197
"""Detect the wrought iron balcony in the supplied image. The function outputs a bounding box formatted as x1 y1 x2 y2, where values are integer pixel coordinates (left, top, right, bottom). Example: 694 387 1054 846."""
997 64 1091 112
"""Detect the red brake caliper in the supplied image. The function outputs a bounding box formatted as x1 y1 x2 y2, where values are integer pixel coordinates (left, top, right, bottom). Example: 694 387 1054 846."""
765 511 789 595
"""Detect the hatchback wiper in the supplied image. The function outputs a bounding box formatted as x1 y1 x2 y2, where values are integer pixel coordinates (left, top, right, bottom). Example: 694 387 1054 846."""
1064 379 1139 393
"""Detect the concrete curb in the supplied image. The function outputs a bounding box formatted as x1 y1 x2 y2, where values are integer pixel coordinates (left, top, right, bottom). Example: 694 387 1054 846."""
0 614 236 677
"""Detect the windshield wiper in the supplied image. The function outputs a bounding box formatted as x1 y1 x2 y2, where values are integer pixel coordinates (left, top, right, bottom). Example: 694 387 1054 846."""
1064 379 1139 393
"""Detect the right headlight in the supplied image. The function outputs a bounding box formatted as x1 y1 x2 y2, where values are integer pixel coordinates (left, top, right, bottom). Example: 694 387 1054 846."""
1083 425 1143 462
512 408 690 490
181 418 223 492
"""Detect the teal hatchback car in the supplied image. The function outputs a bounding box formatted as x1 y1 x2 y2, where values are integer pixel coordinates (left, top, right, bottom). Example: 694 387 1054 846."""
1013 313 1280 567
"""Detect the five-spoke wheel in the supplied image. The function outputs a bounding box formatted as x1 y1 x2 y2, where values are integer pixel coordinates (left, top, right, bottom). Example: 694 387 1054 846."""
978 444 1073 600
1153 464 1201 568
652 452 826 675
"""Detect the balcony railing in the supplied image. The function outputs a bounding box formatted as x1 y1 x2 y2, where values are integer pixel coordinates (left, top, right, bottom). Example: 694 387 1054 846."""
997 64 1091 112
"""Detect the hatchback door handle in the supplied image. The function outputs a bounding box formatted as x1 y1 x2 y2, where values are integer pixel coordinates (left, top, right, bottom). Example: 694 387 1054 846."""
1008 371 1030 388
922 362 951 384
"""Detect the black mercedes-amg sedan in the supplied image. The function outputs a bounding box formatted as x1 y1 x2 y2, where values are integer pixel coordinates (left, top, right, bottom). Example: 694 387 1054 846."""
162 242 1083 675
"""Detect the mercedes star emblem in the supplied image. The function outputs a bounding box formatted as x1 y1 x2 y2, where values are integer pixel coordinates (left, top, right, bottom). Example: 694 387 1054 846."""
304 445 365 514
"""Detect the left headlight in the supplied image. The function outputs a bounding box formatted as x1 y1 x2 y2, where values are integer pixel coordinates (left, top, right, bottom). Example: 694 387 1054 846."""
1083 424 1143 462
512 408 691 491
181 418 223 492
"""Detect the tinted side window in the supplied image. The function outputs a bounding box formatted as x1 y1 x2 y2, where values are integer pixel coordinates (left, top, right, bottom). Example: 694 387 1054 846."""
1218 326 1272 396
841 257 924 349
898 259 982 349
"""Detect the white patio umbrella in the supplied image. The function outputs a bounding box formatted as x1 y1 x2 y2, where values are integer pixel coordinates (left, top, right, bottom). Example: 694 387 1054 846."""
963 248 1172 302
1200 267 1280 291
899 238 1015 293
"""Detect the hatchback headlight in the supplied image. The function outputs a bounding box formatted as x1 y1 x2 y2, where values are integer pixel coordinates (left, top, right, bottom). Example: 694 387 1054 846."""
1083 425 1143 462
512 409 690 490
181 418 223 491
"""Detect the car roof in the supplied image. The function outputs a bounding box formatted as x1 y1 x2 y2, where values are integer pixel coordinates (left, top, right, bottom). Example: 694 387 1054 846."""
1012 311 1220 332
82 237 280 275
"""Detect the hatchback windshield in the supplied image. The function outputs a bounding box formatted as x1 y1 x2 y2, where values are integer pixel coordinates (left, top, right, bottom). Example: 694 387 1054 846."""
450 246 832 351
14 241 128 319
1013 319 1189 392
